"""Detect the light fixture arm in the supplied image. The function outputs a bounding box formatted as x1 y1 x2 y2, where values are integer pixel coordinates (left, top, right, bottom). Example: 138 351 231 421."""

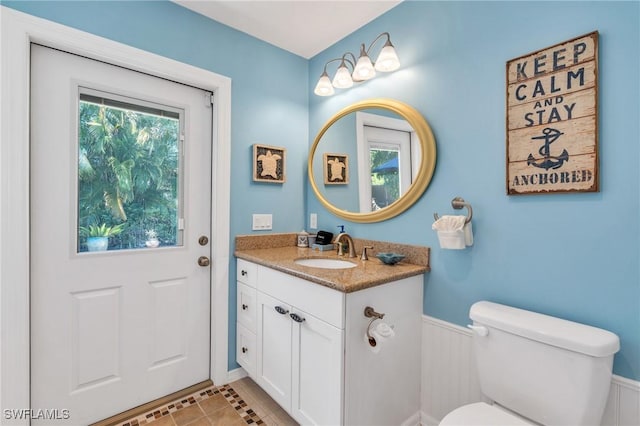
322 54 356 74
341 52 358 70
363 32 392 57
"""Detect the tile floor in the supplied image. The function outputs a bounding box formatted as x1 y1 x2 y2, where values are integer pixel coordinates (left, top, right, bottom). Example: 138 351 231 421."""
116 378 297 426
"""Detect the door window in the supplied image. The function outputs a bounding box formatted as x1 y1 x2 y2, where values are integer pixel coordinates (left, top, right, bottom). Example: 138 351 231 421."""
77 89 184 252
370 145 403 210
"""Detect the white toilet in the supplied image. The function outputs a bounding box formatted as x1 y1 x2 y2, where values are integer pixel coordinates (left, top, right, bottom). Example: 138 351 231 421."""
440 301 620 426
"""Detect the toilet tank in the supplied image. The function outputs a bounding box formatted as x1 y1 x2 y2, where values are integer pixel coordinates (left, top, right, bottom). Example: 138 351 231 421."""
469 301 620 426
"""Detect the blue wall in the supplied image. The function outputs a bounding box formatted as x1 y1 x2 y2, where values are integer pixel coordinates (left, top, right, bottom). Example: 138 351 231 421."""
308 1 639 380
2 0 308 371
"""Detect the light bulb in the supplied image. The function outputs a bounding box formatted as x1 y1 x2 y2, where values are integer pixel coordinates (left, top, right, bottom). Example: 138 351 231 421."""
314 72 334 96
353 44 376 81
374 43 400 72
332 63 353 89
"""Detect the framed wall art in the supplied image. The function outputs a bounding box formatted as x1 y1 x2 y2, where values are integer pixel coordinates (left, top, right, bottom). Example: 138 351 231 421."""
253 143 286 183
506 31 599 195
323 153 349 185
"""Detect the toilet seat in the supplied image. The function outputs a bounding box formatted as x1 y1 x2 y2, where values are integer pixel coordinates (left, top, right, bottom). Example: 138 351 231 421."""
439 402 535 426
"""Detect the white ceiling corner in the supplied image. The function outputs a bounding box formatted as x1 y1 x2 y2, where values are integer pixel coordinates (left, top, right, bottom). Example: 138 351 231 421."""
172 1 402 59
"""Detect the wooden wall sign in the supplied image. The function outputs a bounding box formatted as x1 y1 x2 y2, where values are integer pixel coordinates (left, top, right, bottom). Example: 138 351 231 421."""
506 31 599 195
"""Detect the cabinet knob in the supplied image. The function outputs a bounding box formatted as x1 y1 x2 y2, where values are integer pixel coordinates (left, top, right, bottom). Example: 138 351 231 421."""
275 306 289 315
290 313 305 323
242 347 248 353
242 304 248 310
241 270 248 276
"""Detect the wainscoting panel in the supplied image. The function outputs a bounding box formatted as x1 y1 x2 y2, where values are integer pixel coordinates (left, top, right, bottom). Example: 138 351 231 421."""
421 316 481 426
421 315 640 426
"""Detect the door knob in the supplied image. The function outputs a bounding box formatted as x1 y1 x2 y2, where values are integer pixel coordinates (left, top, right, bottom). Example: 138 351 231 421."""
197 256 210 267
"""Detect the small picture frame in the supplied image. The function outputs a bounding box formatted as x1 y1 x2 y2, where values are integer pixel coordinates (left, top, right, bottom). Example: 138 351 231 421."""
323 153 349 185
253 144 286 183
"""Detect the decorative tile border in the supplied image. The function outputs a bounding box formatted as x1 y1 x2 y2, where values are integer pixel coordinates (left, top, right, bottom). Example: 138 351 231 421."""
117 384 264 426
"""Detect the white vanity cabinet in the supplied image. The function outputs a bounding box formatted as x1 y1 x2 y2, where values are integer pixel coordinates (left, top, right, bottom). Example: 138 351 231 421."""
257 264 344 426
236 259 423 426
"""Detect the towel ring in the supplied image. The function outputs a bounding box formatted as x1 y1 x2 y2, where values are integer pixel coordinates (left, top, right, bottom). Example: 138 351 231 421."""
433 197 472 224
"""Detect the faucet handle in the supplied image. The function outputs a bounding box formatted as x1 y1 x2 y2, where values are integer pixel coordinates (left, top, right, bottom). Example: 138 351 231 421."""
336 241 345 256
361 246 373 261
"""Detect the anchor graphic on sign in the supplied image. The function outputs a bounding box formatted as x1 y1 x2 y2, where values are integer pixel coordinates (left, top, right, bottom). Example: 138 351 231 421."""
527 127 569 170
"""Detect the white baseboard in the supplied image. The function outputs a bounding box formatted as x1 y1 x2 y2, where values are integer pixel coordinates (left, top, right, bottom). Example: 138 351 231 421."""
421 315 640 426
225 367 248 385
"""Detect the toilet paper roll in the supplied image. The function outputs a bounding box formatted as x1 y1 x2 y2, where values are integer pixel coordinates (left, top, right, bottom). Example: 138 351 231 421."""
365 321 395 354
364 332 381 354
371 322 395 343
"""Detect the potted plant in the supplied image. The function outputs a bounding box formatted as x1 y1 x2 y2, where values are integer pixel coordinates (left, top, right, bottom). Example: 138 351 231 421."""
145 229 160 248
79 223 125 252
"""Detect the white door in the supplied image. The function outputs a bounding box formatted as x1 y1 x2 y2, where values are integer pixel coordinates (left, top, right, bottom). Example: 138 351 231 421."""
362 125 412 211
30 44 212 425
256 291 292 411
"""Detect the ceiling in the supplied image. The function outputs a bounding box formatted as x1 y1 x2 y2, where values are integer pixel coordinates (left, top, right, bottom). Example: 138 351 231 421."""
173 1 402 59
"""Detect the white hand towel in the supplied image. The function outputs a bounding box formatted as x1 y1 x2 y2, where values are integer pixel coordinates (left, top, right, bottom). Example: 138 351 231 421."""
431 215 466 232
432 215 467 249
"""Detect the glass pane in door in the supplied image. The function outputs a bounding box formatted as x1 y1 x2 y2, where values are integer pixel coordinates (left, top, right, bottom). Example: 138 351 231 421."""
370 147 400 210
77 89 183 252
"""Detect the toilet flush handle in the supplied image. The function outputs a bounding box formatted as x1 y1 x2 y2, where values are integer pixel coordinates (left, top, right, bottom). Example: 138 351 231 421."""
467 324 489 337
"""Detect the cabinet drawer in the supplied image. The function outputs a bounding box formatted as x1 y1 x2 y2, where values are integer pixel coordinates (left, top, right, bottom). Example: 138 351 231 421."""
258 265 345 328
237 323 256 378
237 259 257 287
237 282 257 333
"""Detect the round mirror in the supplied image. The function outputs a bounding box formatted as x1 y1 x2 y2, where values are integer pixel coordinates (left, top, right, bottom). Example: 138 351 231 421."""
309 99 436 223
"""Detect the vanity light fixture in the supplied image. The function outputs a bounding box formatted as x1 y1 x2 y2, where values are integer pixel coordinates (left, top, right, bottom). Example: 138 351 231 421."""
313 32 400 96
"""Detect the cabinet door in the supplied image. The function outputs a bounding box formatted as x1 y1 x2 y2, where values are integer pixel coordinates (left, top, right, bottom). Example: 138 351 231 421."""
291 310 344 426
236 323 256 378
256 291 292 411
237 282 257 333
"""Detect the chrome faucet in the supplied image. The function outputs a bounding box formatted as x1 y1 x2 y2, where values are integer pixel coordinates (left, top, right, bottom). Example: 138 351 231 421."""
335 233 357 258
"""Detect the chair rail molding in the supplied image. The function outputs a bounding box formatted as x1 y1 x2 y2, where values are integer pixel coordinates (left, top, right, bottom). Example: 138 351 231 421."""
0 7 231 424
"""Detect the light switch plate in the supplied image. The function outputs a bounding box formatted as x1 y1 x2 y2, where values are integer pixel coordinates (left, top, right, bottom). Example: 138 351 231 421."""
252 214 272 230
310 213 317 229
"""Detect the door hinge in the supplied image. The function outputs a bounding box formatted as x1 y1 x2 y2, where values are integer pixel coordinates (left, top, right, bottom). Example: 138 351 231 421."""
205 92 214 107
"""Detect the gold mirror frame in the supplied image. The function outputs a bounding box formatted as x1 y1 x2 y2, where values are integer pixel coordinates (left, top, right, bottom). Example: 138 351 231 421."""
309 98 436 223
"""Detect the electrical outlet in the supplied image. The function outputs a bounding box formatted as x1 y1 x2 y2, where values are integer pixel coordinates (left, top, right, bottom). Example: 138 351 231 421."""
310 213 318 229
252 214 272 230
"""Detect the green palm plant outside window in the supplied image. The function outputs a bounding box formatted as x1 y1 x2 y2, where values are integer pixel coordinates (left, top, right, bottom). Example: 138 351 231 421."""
78 92 181 251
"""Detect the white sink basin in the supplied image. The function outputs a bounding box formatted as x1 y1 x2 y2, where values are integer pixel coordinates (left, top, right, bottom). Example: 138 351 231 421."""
294 258 357 269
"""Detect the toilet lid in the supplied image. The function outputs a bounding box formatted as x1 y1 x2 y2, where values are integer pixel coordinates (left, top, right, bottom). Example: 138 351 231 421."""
440 402 534 426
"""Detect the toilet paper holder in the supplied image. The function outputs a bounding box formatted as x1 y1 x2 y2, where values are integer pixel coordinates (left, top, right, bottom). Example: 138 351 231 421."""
364 306 385 347
433 197 473 224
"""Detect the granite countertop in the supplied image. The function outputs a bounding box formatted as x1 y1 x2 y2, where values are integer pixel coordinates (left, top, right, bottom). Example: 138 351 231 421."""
234 234 429 293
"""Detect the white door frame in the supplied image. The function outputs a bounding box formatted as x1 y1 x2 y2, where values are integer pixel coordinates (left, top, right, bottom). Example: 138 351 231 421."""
0 7 231 423
355 112 420 212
